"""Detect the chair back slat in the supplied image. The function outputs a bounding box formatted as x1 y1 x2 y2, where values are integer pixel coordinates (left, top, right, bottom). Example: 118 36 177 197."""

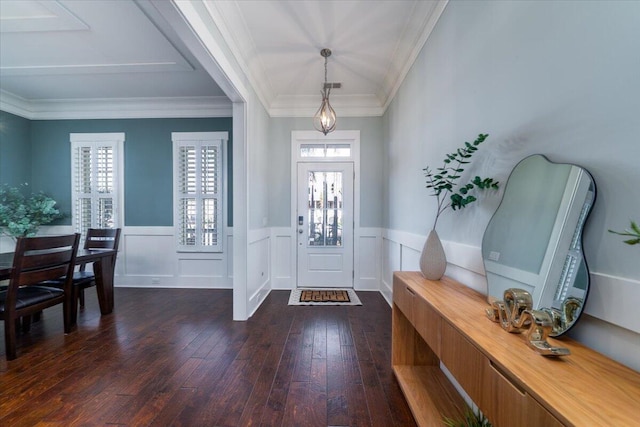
17 265 71 287
9 234 81 290
19 234 79 252
84 228 121 251
19 248 77 271
85 240 114 250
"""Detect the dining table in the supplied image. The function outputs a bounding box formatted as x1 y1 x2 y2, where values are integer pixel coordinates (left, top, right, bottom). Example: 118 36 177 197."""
0 248 117 315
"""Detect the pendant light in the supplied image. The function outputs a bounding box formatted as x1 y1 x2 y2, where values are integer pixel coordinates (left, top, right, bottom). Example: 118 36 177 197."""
313 48 337 135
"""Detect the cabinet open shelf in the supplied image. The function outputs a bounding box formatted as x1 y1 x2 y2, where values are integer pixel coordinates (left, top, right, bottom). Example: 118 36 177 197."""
391 271 640 427
393 365 465 426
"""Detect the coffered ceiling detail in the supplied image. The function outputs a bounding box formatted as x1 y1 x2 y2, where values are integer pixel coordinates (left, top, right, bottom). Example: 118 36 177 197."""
0 0 447 119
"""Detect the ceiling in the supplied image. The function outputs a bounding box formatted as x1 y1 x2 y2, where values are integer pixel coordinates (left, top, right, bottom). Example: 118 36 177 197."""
0 0 445 120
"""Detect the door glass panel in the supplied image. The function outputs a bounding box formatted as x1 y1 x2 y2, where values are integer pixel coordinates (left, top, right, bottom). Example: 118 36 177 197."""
306 170 343 246
299 143 352 158
300 144 325 158
326 144 351 157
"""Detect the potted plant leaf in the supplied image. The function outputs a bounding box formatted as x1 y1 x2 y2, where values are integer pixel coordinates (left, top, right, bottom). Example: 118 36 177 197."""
0 184 64 239
443 405 492 427
608 219 640 245
420 133 499 279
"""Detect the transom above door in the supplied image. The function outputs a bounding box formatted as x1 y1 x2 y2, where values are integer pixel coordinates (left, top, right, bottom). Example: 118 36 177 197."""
291 131 361 289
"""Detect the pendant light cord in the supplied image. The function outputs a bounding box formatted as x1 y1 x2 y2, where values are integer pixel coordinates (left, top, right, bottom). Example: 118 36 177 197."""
324 55 329 95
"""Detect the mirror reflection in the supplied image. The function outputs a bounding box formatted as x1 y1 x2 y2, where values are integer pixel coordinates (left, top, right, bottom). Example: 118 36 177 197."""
482 155 595 336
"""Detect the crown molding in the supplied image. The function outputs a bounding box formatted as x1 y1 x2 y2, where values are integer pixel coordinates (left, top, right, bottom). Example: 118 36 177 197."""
208 0 450 118
0 90 232 120
0 90 33 118
382 0 449 112
202 0 273 113
0 1 450 120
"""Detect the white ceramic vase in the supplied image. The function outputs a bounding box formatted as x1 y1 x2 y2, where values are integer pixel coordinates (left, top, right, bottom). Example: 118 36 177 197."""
419 229 446 280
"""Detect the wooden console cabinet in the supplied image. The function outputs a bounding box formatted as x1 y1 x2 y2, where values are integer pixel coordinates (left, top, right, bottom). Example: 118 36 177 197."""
392 271 640 427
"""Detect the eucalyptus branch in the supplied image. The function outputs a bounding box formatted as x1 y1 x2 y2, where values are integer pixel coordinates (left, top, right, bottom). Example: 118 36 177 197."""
423 134 499 230
608 220 640 246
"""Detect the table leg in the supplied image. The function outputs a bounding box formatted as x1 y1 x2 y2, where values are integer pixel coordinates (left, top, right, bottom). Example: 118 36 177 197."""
93 254 115 315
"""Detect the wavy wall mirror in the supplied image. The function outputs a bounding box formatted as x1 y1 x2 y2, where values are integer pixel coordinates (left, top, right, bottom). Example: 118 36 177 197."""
482 155 596 336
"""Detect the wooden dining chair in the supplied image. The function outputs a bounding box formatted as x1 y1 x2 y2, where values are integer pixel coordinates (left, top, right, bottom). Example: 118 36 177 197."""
42 228 121 323
73 228 121 309
0 234 80 360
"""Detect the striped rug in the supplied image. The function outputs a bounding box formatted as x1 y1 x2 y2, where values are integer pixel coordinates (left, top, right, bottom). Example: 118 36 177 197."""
288 288 362 306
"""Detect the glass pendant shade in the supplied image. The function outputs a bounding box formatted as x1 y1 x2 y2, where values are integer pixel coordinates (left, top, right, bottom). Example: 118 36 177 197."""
313 48 337 135
313 91 337 135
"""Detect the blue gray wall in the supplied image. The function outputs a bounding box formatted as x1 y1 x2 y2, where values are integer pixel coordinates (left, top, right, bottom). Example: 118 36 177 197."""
0 111 31 187
384 0 640 279
1 113 232 226
383 0 640 369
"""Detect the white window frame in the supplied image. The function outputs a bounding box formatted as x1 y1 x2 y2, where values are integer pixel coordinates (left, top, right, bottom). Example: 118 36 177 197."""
172 131 227 253
70 133 125 239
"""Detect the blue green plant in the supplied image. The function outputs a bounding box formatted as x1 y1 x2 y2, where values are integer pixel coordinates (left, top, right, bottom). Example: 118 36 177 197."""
0 184 63 238
423 133 499 230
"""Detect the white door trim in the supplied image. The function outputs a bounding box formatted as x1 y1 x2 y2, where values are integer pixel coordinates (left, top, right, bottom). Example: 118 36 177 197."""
291 130 361 288
156 0 250 320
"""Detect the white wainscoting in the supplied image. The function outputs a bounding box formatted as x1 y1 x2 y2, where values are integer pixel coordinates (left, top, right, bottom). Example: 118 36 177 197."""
356 228 382 291
0 235 15 253
118 226 234 288
15 225 637 343
584 272 640 334
27 225 234 289
270 227 295 289
269 226 382 291
247 228 271 316
381 228 640 370
381 229 425 304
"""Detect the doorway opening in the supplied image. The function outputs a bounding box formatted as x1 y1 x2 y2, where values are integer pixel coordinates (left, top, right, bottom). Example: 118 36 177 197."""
291 131 360 289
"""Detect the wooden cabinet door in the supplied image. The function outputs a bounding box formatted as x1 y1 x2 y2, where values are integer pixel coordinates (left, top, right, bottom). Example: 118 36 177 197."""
441 323 529 427
484 361 527 427
441 322 487 407
527 395 564 427
393 276 414 322
414 295 441 358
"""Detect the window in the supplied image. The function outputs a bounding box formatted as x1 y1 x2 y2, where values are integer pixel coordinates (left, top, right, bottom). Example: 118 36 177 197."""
300 143 351 158
172 132 226 252
70 133 124 240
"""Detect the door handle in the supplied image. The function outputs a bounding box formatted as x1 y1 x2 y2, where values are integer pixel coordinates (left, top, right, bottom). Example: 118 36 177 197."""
298 229 304 234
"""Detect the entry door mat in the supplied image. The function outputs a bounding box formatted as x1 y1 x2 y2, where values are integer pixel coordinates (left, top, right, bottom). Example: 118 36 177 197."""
288 288 362 306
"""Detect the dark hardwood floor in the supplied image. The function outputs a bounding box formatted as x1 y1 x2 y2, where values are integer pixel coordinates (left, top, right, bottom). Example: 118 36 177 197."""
1 287 416 426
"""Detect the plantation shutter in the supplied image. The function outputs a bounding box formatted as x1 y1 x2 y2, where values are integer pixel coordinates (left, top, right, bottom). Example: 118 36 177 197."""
70 133 123 241
173 132 225 252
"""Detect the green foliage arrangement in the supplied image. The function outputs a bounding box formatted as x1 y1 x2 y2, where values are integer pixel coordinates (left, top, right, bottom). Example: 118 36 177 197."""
608 219 640 246
0 184 63 238
443 406 492 427
423 133 499 230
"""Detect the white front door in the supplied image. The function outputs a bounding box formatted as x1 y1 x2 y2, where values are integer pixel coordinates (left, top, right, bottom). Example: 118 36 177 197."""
296 162 354 287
